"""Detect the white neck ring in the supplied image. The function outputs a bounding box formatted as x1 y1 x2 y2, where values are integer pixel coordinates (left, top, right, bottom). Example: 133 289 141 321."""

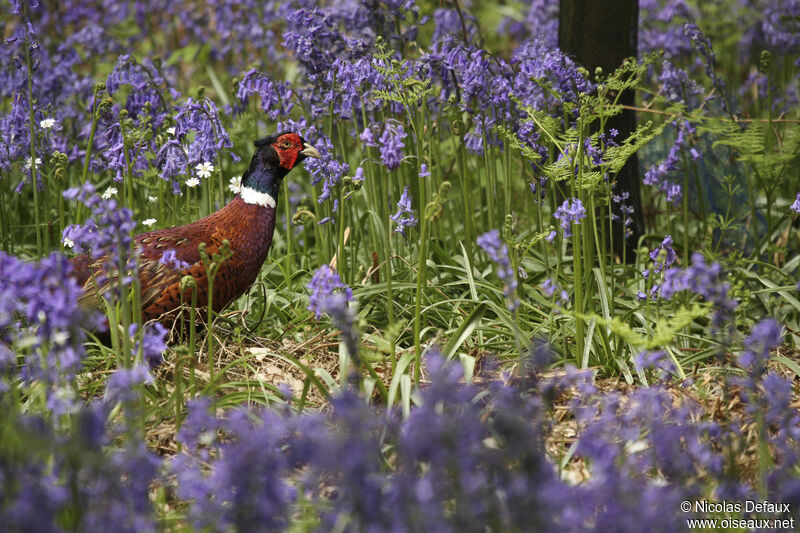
240 186 276 208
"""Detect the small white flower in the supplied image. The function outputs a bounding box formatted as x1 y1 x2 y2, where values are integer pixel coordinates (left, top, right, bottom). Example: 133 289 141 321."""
626 440 649 454
63 237 74 248
186 177 201 188
39 118 56 129
142 218 157 227
24 156 42 170
148 195 158 203
228 175 242 194
166 126 176 136
195 161 214 179
560 469 584 486
101 186 118 199
51 331 69 346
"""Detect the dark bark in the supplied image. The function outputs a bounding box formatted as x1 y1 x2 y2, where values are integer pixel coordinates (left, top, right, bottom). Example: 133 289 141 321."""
559 0 643 261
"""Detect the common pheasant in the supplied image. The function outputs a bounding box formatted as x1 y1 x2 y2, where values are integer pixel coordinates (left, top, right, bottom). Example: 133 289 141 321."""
70 131 320 326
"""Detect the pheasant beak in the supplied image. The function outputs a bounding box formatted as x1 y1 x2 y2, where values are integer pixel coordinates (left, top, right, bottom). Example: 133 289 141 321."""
300 143 322 159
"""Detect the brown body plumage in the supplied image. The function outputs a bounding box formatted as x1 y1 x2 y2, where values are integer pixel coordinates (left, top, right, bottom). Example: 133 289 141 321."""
70 132 320 326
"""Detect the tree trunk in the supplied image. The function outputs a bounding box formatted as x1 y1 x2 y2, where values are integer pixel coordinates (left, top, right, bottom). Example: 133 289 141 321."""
559 0 643 261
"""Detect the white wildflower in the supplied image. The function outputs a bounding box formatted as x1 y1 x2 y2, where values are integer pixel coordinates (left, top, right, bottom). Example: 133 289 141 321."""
39 118 56 129
51 331 69 346
195 161 214 179
166 127 176 136
24 156 42 170
148 195 158 203
63 237 74 248
186 177 201 188
142 218 157 227
228 175 242 194
101 186 118 199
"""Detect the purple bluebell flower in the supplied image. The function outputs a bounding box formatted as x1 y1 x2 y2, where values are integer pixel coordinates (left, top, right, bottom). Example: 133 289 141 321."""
9 0 40 15
104 364 153 405
738 319 782 377
790 192 800 213
0 251 91 415
359 126 377 147
643 120 700 205
658 60 703 106
683 24 718 83
307 265 357 359
235 68 294 120
661 252 738 329
174 400 295 532
611 188 635 240
498 0 558 46
541 278 557 297
172 97 235 171
391 186 417 236
634 350 675 379
477 230 519 311
419 163 430 178
432 8 478 43
139 322 168 367
643 235 678 300
307 265 352 320
553 198 586 238
379 121 406 170
159 249 190 271
62 182 136 267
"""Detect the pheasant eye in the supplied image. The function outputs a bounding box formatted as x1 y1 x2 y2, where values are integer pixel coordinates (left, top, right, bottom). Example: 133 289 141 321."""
281 141 292 149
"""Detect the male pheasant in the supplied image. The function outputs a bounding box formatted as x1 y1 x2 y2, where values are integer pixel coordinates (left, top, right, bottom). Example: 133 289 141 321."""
70 131 320 325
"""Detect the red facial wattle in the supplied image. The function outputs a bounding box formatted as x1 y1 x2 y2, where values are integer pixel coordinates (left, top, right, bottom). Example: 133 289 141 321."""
274 133 303 170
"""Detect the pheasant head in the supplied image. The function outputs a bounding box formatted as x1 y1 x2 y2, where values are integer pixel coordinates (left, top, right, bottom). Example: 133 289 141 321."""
240 131 321 207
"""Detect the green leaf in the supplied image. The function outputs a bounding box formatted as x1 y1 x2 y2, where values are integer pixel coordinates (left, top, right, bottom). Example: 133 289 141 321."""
443 302 488 359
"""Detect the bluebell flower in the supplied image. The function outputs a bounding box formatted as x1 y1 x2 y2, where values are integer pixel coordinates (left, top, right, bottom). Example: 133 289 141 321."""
307 265 352 320
661 253 738 329
634 350 675 379
553 198 586 238
391 186 418 236
790 192 800 213
643 120 704 206
738 319 782 377
159 248 190 271
307 265 358 360
235 68 294 120
139 322 168 367
477 230 519 311
379 121 406 170
658 60 703 106
104 364 153 405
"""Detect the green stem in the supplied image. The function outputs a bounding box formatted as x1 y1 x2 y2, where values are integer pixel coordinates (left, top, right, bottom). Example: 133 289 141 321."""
381 164 396 373
413 210 430 385
23 18 41 255
458 144 473 258
78 86 103 221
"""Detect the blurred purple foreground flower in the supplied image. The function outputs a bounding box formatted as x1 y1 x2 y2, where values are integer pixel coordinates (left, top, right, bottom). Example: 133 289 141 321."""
478 229 519 310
